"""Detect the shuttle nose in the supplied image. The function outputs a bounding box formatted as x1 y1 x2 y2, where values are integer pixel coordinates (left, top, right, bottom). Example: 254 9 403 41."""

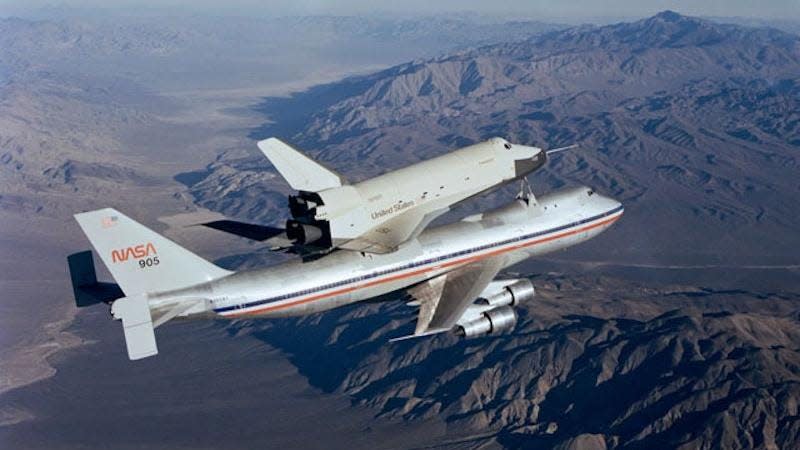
516 144 544 158
512 146 547 178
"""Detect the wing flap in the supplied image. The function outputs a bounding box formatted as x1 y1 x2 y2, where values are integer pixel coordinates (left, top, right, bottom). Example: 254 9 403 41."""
402 255 507 337
406 272 447 334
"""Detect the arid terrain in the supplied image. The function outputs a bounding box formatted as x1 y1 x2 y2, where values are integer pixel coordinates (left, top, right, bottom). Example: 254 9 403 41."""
0 11 559 396
1 10 799 450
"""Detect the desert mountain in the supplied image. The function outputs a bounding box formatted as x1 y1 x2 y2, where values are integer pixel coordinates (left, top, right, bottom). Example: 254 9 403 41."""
172 13 800 448
244 274 800 449
2 11 800 450
0 12 564 399
182 11 800 266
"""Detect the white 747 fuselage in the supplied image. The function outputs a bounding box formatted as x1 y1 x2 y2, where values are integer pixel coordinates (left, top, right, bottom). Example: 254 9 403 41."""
148 187 623 320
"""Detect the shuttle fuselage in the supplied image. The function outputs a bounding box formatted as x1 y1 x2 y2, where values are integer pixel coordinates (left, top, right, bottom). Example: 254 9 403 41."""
261 136 547 253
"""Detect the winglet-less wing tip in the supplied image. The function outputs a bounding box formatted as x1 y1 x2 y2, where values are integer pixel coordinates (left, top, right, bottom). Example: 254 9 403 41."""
389 328 449 342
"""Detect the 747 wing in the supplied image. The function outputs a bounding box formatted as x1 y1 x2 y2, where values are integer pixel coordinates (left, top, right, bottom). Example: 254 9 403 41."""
393 255 508 340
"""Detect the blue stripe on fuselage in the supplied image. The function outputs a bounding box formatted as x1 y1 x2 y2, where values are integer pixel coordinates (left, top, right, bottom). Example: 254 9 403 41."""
215 205 623 313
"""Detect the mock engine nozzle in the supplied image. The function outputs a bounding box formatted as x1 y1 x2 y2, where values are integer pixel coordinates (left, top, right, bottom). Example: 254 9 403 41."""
288 192 321 218
286 220 324 245
513 149 547 178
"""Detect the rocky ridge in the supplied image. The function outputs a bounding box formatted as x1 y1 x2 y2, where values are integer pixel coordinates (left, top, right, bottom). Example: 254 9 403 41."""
182 11 800 266
235 275 800 449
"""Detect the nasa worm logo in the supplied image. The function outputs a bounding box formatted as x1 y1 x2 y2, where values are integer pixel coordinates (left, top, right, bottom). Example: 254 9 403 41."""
111 243 159 268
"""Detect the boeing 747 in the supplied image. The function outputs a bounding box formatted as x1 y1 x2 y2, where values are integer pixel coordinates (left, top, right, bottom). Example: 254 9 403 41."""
70 184 622 360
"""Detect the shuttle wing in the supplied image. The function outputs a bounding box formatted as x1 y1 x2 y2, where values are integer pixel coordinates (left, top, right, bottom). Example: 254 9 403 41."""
197 208 447 255
257 138 347 192
397 255 507 339
339 206 449 254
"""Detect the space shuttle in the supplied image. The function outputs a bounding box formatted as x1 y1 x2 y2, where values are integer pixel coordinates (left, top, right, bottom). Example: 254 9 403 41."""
203 137 549 254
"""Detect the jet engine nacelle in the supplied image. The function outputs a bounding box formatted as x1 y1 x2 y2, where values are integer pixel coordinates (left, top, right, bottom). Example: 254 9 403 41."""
482 279 535 307
456 305 518 338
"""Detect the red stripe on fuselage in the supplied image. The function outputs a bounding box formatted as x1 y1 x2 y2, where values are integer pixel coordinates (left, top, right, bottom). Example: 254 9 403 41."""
224 211 622 318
